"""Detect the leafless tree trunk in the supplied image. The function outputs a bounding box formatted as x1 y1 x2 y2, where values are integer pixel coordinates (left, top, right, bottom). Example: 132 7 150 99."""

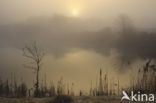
23 42 44 97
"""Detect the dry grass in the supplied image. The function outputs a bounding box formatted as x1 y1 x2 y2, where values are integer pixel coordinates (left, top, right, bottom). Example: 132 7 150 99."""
0 96 131 103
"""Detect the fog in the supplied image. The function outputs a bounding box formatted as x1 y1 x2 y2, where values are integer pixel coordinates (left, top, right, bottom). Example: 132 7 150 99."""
0 0 156 93
0 0 156 27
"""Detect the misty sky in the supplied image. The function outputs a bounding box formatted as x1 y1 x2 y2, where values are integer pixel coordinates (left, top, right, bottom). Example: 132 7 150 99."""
0 0 156 94
0 0 156 27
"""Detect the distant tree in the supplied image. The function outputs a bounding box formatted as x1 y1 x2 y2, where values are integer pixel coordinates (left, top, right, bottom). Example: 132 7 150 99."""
57 77 65 95
4 79 10 97
57 78 63 95
118 14 135 34
13 74 18 97
49 83 56 97
23 42 45 97
19 82 27 97
0 78 3 96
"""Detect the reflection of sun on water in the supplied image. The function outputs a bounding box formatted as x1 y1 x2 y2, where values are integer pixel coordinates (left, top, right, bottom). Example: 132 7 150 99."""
72 9 79 17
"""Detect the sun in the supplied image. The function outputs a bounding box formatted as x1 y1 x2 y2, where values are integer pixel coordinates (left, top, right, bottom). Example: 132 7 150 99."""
72 9 79 17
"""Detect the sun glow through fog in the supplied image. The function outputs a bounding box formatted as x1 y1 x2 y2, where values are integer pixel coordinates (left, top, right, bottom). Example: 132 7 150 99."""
72 9 79 17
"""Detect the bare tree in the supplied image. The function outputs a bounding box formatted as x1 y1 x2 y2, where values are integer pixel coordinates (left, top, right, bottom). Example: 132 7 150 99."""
118 14 135 35
23 42 44 97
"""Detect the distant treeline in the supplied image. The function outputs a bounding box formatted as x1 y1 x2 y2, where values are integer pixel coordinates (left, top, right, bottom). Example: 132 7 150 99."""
0 78 27 98
0 76 75 98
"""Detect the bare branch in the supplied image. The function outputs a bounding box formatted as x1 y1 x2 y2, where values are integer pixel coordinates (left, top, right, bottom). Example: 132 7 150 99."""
22 64 37 71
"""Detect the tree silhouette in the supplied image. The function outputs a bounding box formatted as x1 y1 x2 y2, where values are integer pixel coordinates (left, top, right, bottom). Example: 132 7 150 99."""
23 42 44 97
